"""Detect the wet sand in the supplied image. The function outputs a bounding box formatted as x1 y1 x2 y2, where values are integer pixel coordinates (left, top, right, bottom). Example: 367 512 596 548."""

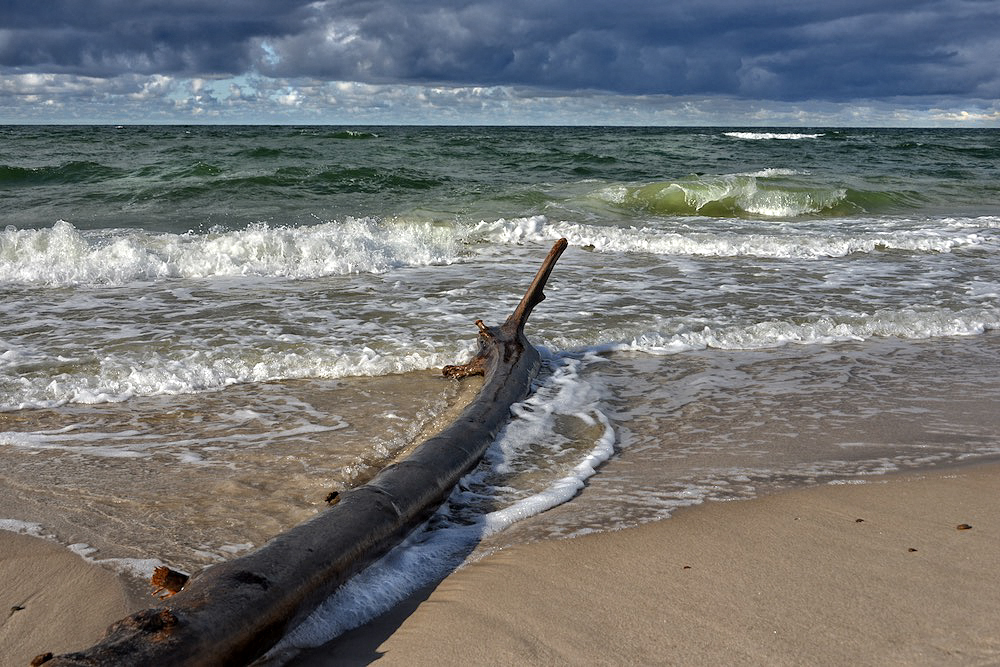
3 464 998 666
294 464 1000 666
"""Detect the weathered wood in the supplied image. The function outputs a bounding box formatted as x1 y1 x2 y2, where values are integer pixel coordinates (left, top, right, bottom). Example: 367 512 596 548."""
39 238 569 667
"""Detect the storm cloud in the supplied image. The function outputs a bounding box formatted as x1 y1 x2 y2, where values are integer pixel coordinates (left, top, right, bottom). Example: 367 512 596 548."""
256 0 1000 100
1 0 998 123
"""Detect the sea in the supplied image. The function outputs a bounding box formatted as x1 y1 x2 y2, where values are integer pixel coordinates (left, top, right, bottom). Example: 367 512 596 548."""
2 125 999 654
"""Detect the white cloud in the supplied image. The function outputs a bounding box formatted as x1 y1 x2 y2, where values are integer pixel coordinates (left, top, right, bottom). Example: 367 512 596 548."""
0 73 106 95
130 75 176 100
929 109 1000 123
1 70 998 126
277 89 303 106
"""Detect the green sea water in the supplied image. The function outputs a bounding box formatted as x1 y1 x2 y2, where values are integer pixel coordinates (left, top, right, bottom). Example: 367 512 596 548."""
3 126 999 233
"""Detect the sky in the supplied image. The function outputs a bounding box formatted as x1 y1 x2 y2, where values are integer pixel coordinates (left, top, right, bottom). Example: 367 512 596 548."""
1 0 999 126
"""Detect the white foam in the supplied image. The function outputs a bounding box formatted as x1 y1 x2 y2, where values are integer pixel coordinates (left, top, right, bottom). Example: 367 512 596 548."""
0 219 463 287
743 168 803 177
476 216 987 259
264 352 616 659
98 557 169 579
606 306 1000 355
943 215 1000 229
2 339 473 410
0 521 166 579
724 132 825 140
0 518 48 537
67 541 168 578
68 542 98 557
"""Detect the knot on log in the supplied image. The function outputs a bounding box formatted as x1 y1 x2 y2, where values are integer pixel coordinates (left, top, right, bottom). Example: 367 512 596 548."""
112 608 180 636
475 319 493 339
231 570 271 590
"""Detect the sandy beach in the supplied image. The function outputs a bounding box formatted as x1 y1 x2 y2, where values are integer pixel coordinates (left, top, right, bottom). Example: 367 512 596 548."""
3 464 998 666
294 464 1000 666
0 532 134 667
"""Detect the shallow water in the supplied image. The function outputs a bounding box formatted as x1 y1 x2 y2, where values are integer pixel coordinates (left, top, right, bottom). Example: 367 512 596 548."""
0 371 480 571
488 334 1000 547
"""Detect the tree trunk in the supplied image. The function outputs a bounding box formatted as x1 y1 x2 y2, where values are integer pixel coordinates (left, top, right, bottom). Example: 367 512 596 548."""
40 238 569 667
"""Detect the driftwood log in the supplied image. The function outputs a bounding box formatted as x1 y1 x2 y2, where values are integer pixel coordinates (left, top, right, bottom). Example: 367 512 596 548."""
40 238 569 667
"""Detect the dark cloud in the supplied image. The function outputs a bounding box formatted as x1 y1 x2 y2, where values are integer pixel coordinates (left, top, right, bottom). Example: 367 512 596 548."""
1 0 998 101
251 0 1000 100
0 0 313 76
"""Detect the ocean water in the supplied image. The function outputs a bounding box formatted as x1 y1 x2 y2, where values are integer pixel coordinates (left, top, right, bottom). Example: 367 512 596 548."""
2 126 1000 653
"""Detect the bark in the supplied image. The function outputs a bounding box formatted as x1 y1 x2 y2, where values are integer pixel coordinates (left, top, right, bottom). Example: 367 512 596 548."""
39 238 569 667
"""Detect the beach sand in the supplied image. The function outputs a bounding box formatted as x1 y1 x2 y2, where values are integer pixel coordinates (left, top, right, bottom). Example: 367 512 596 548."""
294 464 1000 666
0 532 134 667
2 464 998 666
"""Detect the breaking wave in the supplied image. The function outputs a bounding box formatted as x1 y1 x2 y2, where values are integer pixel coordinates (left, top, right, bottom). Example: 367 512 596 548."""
0 338 473 410
477 215 990 259
0 219 463 286
598 174 848 217
589 170 929 219
4 214 995 288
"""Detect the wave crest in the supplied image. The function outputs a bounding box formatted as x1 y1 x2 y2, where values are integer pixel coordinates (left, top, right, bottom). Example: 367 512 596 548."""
598 173 848 218
0 161 122 186
0 220 462 286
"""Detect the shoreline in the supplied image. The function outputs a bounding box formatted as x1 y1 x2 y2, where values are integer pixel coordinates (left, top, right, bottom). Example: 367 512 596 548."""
292 462 1000 665
3 463 998 665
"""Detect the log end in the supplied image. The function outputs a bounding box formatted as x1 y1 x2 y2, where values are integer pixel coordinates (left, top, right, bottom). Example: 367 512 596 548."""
151 566 190 599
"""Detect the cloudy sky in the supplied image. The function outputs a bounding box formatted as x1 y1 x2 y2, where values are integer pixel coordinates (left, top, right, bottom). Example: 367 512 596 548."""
2 0 998 125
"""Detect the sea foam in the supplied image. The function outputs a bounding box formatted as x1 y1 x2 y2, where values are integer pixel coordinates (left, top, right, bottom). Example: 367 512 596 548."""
0 219 462 286
477 215 987 259
0 339 474 410
602 306 1000 355
4 213 991 289
264 352 615 659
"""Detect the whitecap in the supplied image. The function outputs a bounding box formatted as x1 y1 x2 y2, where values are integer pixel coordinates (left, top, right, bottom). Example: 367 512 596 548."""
724 131 825 140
